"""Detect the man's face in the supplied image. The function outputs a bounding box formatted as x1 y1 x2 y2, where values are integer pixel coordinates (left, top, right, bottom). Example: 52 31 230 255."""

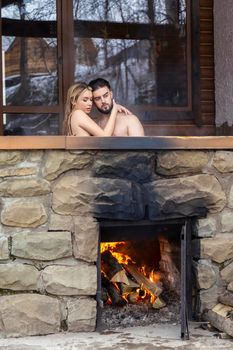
92 86 113 114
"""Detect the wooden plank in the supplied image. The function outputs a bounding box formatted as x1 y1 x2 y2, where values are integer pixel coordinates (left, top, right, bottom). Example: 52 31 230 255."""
201 101 215 113
0 136 65 149
200 45 214 56
200 20 213 31
65 136 233 149
2 18 57 38
200 32 214 44
200 67 214 78
199 114 215 124
200 90 215 100
5 135 233 150
2 18 181 41
200 0 213 7
61 0 74 117
200 8 214 20
200 55 214 66
200 79 214 90
74 21 180 40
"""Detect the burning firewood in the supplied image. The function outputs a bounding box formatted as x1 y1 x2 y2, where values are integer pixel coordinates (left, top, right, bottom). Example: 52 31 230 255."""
152 296 166 309
101 273 127 306
123 263 163 299
127 291 138 304
120 277 139 295
101 250 129 285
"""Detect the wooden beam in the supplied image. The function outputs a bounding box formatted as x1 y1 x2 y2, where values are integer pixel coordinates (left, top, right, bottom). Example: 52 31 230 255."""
2 18 179 40
1 136 233 150
2 18 57 38
0 136 65 149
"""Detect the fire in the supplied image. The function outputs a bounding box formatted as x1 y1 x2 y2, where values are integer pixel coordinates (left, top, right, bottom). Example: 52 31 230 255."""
101 242 134 264
149 270 161 283
101 241 164 308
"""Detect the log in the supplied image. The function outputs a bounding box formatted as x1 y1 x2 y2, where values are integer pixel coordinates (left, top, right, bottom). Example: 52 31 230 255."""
206 303 233 338
101 273 127 306
101 286 109 303
101 250 129 284
123 263 163 298
127 291 138 304
219 291 233 307
111 270 129 285
152 296 166 309
120 277 139 294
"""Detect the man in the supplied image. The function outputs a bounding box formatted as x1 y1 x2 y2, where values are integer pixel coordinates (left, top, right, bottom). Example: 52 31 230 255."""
88 78 144 136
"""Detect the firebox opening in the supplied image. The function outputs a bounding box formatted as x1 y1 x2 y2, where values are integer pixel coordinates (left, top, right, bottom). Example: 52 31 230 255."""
97 219 192 330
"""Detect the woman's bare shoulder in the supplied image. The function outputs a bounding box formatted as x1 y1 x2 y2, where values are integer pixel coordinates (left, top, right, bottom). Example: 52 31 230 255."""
72 109 88 118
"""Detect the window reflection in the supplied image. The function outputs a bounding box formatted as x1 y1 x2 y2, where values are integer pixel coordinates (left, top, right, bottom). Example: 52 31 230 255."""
1 0 58 106
4 113 59 135
73 0 188 121
74 0 186 24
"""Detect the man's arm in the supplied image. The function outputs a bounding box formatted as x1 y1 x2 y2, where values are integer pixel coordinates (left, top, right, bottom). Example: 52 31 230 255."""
127 115 145 136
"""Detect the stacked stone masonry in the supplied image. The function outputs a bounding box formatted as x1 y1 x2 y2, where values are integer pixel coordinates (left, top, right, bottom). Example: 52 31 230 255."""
0 150 233 337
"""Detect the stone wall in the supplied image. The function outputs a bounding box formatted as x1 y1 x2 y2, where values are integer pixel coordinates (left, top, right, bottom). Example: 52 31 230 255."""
0 149 233 337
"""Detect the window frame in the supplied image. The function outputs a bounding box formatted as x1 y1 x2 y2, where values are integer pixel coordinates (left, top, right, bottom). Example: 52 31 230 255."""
0 0 203 136
0 0 65 135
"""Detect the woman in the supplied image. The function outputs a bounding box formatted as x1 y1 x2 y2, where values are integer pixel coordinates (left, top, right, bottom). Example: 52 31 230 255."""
63 82 123 136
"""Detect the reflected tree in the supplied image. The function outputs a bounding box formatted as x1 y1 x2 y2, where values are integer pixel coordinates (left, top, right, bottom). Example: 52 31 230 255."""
74 0 187 107
2 0 58 106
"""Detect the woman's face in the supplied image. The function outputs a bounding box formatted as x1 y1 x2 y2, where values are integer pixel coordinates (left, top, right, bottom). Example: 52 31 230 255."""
74 89 93 114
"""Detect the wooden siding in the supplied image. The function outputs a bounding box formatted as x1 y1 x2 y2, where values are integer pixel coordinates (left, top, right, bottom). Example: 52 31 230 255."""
199 0 215 128
5 38 57 77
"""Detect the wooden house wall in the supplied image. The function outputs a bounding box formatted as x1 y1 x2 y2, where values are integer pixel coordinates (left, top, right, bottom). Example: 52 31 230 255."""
5 37 57 77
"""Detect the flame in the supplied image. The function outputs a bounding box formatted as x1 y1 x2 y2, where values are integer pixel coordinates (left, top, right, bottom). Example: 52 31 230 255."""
101 242 134 264
149 270 161 283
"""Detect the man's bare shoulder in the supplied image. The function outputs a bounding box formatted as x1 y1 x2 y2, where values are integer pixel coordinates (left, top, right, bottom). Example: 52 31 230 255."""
116 113 144 136
117 112 139 121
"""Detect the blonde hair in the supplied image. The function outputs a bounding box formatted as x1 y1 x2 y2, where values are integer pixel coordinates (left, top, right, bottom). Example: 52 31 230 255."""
63 82 92 135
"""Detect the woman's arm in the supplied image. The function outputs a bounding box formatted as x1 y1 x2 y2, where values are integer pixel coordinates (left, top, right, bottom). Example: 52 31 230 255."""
117 104 132 115
71 102 117 136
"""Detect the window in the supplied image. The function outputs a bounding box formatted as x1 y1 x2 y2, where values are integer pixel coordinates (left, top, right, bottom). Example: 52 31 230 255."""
73 0 191 119
1 0 61 135
0 0 203 136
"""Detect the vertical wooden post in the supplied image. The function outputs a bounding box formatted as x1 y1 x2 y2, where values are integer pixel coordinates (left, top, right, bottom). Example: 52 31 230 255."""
60 0 75 116
0 6 4 135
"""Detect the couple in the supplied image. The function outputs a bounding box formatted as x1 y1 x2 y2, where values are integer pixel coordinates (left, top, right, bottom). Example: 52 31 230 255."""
63 78 144 136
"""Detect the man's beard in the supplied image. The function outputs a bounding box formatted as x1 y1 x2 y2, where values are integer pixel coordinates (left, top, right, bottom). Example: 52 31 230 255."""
96 100 113 114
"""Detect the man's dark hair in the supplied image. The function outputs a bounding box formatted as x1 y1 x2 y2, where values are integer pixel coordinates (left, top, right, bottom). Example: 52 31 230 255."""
88 78 111 92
